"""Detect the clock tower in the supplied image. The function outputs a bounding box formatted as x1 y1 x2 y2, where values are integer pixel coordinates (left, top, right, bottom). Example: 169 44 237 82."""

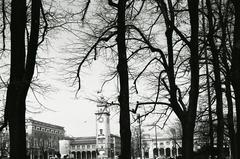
95 104 111 158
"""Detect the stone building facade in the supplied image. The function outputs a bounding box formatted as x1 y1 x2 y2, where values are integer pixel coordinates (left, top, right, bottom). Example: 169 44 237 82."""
141 135 182 159
26 118 65 159
67 134 120 159
60 105 121 159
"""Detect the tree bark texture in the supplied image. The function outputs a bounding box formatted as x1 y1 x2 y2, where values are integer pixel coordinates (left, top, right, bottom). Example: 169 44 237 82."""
220 7 237 158
181 1 199 159
160 1 199 159
7 0 41 158
182 118 195 159
117 0 131 159
206 1 224 158
8 0 27 158
231 1 240 159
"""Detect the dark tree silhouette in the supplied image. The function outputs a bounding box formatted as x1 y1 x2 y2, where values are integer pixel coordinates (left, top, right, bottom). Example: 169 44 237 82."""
68 0 134 158
133 1 200 158
230 1 240 159
115 0 131 158
3 0 41 158
8 0 41 158
205 0 224 158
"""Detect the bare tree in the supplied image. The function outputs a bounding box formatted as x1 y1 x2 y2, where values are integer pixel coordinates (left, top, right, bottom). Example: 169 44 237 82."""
229 1 240 159
131 1 200 158
65 0 141 158
205 0 225 158
115 1 132 158
4 0 41 158
0 0 66 158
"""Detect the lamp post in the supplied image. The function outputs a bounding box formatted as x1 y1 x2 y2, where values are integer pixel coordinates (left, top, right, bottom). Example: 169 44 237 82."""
137 114 142 159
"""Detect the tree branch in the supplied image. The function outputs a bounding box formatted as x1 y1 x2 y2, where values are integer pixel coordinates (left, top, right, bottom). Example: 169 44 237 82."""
75 27 117 91
108 0 117 8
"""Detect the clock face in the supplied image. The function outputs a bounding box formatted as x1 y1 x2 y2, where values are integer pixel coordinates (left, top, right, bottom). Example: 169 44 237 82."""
99 117 104 123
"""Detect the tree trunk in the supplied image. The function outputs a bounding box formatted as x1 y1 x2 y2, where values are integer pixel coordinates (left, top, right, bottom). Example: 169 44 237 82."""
205 43 214 159
231 1 240 159
220 6 237 158
117 1 131 159
201 1 214 157
184 1 199 159
7 0 41 158
225 71 237 159
206 1 224 158
182 118 194 159
8 0 27 158
223 45 237 159
7 87 27 159
163 1 199 159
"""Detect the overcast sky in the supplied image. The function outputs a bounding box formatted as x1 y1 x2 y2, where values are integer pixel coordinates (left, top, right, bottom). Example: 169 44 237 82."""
25 36 120 137
25 40 174 137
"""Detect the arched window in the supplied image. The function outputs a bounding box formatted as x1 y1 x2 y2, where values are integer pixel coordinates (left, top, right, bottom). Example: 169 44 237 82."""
172 147 177 156
144 151 149 158
166 148 171 157
71 151 76 159
77 151 81 159
160 148 164 156
87 151 91 159
82 151 86 159
92 151 96 159
153 148 159 157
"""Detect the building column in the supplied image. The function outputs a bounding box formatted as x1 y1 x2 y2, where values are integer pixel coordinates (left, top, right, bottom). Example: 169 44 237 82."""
170 148 172 157
30 149 33 159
